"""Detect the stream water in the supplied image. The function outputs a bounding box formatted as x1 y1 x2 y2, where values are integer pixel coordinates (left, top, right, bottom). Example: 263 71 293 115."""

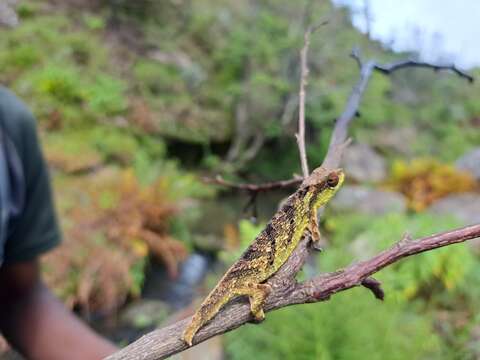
143 252 215 309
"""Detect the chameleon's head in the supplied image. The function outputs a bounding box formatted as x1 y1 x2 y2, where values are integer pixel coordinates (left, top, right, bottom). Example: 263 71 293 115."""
302 168 344 209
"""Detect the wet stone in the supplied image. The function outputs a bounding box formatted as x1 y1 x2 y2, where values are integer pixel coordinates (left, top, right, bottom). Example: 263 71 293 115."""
342 143 387 183
330 185 407 215
428 193 480 226
456 148 480 180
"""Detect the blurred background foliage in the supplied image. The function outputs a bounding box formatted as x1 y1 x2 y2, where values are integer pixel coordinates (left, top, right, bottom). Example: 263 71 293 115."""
1 0 480 358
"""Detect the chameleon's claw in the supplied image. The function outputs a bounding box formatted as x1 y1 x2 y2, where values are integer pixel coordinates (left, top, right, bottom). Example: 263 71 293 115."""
251 308 265 323
182 325 196 347
183 335 194 347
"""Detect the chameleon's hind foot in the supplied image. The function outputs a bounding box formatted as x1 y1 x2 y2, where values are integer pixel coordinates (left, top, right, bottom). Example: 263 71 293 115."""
250 308 265 323
237 282 271 323
182 311 205 347
182 323 196 347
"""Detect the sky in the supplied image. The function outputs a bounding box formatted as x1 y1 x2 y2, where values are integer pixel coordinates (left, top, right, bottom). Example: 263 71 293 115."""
332 0 480 69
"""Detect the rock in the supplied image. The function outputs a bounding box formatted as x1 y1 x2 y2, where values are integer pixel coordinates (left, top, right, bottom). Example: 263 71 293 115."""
456 148 480 180
342 143 387 183
373 126 417 157
0 1 18 28
330 185 407 215
428 193 480 226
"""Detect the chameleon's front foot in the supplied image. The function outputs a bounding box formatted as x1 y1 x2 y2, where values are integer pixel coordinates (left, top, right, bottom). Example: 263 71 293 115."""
308 214 323 251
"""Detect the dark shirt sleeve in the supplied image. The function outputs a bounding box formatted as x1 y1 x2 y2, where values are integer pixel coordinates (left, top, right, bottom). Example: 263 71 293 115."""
2 90 61 264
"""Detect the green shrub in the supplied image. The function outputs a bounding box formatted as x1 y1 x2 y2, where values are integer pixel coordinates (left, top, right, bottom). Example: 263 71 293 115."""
0 11 127 127
33 65 85 105
86 75 128 116
325 212 474 302
225 289 443 360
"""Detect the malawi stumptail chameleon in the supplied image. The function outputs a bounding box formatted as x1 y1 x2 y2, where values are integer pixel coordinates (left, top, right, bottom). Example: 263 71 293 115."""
182 167 345 346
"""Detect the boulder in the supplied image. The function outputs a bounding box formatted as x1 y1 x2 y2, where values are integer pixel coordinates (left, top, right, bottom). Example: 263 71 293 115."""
428 193 480 226
456 148 480 180
330 185 407 215
342 143 387 183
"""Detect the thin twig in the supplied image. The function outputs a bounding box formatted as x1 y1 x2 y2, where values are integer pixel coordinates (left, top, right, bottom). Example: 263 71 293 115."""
203 175 302 192
360 277 384 300
350 47 363 68
297 26 315 178
375 60 474 83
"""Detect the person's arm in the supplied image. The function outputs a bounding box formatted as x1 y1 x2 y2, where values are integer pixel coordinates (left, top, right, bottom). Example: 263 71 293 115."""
0 259 117 360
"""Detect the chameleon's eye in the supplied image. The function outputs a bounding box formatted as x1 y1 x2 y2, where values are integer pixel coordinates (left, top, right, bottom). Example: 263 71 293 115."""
327 173 339 188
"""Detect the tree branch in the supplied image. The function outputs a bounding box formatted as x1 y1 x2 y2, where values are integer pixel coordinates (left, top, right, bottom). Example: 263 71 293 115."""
106 224 480 360
322 50 472 168
374 60 474 83
203 175 302 192
296 21 328 178
297 26 314 178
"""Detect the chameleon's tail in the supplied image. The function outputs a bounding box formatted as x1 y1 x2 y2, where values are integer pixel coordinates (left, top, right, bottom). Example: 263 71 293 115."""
182 281 235 346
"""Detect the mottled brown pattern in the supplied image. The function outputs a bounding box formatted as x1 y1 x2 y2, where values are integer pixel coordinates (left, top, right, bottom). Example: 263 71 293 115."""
182 169 344 346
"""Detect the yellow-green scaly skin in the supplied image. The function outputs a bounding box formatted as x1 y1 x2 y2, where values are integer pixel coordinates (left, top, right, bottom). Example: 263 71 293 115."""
182 168 345 346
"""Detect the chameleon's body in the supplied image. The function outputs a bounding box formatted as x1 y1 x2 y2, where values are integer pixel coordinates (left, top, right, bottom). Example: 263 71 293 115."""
182 168 344 346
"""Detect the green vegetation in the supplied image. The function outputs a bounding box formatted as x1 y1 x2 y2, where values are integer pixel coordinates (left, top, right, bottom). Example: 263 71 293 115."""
1 0 480 358
325 213 473 300
226 290 442 360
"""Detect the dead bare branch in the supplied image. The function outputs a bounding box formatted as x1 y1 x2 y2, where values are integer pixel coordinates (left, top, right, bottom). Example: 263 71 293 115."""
297 26 314 178
375 60 474 83
322 50 473 168
296 21 328 177
203 175 302 192
360 277 384 300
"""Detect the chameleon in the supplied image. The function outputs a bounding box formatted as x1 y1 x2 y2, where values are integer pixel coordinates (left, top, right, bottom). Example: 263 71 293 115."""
182 167 345 346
